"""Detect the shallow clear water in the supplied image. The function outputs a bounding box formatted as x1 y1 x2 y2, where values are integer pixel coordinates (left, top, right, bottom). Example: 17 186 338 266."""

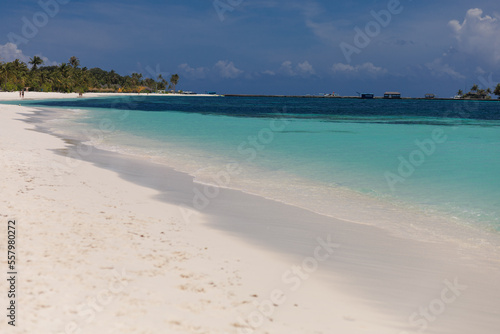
15 96 500 233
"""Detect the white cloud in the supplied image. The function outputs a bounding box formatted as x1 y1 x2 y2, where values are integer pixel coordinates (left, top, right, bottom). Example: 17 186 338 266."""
332 62 387 75
0 43 30 63
41 57 57 67
449 8 500 66
293 1 339 45
178 63 207 79
0 43 56 67
425 58 465 80
297 61 316 76
214 60 243 79
305 19 339 45
178 61 243 80
277 60 316 77
279 61 295 76
262 70 276 76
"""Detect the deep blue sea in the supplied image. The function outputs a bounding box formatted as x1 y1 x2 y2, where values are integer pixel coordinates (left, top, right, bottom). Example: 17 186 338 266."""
14 96 500 235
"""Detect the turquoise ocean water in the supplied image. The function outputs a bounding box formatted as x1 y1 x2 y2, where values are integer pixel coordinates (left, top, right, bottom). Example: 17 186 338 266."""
13 96 500 236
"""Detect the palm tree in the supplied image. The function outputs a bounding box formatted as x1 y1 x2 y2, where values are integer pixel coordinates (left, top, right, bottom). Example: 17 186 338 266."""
68 56 80 69
11 59 29 90
494 83 500 99
477 89 487 99
51 68 63 92
58 63 73 92
74 66 90 93
471 84 479 93
170 74 179 93
156 74 163 92
156 74 169 92
131 73 143 87
457 89 463 96
39 71 53 91
109 70 119 85
0 63 9 90
0 56 187 94
29 56 44 71
0 62 6 86
144 78 156 91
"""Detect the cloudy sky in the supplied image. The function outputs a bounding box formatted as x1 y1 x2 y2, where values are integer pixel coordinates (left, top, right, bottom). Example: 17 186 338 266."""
0 0 499 96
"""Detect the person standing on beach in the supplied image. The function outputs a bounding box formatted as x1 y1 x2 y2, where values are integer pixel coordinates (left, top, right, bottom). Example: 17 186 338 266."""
22 90 25 98
19 91 22 98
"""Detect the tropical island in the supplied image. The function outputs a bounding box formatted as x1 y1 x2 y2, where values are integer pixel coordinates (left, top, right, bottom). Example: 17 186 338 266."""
456 84 500 100
2 55 500 100
0 56 180 94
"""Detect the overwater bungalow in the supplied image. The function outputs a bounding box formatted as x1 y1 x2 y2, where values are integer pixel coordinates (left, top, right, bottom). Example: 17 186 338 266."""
384 92 401 99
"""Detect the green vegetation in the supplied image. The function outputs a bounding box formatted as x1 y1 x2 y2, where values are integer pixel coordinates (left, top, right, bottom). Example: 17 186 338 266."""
170 74 179 93
494 83 500 99
0 56 180 94
458 84 498 100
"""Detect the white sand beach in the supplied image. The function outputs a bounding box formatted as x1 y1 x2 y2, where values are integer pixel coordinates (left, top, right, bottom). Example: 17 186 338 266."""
1 92 500 334
0 91 217 102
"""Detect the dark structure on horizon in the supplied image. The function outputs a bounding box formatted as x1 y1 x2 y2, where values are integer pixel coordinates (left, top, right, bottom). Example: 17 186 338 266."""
384 92 401 99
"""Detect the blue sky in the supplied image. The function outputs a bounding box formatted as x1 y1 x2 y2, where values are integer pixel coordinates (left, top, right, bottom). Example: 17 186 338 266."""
0 0 499 96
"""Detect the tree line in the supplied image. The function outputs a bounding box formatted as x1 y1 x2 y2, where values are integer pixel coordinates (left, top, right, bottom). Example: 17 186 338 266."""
457 84 500 100
0 56 180 94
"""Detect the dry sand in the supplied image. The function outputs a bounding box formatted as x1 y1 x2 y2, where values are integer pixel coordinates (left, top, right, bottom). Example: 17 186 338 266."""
1 92 500 334
0 91 217 102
